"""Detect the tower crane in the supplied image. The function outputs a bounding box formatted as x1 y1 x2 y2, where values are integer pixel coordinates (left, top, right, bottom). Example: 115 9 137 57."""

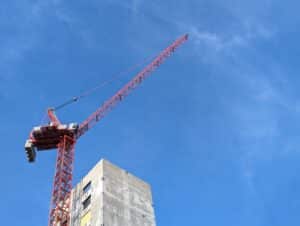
24 34 188 226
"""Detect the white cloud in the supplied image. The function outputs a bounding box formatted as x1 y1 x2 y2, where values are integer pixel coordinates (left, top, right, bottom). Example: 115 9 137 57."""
191 29 224 51
182 21 281 143
0 1 49 78
0 1 86 78
231 72 300 191
189 24 274 53
103 0 143 14
184 23 286 193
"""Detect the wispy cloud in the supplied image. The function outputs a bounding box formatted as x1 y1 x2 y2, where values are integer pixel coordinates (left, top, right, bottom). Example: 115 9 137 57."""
231 70 299 191
0 1 77 100
183 22 280 142
103 0 143 14
175 13 293 195
188 24 274 54
0 1 86 78
0 1 49 78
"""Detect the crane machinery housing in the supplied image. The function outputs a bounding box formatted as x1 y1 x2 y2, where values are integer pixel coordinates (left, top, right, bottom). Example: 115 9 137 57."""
24 34 188 226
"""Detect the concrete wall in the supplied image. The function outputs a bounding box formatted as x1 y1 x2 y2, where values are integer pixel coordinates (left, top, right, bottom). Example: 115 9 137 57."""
70 159 156 226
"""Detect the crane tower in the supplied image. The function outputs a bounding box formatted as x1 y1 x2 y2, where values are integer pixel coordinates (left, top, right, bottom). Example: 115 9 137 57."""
25 34 188 226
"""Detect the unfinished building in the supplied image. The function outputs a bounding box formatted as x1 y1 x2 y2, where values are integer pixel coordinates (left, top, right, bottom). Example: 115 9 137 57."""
70 159 156 226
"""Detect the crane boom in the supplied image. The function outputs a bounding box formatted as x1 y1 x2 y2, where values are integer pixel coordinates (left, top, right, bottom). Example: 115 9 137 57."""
76 34 188 138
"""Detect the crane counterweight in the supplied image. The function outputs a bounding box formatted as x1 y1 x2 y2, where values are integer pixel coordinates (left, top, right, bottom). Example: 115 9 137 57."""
25 140 36 162
25 122 79 153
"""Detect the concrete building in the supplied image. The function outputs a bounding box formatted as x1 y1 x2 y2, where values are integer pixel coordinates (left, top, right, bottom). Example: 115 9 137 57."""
70 159 156 226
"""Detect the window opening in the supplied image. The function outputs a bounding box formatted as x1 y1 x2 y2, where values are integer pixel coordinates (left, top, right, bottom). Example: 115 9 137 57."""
83 181 91 194
82 195 91 210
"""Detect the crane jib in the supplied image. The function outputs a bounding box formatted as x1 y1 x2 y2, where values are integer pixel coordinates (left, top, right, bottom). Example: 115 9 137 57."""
77 34 189 139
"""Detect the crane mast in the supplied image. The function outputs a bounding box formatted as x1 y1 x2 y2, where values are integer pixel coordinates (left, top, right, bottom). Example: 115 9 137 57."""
24 34 188 226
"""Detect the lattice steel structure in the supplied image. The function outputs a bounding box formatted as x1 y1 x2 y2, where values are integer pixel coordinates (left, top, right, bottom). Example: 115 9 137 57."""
24 34 188 226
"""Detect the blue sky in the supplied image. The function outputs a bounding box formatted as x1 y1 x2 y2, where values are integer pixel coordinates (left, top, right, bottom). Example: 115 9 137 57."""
1 0 299 225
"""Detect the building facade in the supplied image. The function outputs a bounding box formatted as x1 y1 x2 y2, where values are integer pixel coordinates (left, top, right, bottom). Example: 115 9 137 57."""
70 159 156 226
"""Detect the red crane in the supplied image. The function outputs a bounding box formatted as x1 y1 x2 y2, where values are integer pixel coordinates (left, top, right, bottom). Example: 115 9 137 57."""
25 34 188 226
